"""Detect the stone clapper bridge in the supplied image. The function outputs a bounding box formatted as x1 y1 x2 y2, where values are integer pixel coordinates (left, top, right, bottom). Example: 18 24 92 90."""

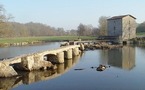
0 43 85 78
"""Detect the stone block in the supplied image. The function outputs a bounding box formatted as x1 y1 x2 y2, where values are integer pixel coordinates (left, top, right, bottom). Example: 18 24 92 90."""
21 56 34 71
0 63 18 77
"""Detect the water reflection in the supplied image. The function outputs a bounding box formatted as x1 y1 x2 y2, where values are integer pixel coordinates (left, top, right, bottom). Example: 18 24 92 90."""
100 46 135 70
0 55 81 90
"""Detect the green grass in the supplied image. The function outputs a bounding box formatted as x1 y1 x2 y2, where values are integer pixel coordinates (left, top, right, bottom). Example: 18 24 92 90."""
0 36 96 44
137 32 145 36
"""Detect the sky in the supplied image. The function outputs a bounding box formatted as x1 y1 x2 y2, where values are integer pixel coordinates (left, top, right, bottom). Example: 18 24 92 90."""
0 0 145 30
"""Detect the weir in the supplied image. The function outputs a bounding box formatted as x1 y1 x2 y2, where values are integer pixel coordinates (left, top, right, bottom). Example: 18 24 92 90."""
0 44 84 77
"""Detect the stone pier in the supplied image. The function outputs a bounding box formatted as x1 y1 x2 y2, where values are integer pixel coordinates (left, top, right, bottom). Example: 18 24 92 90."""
73 47 80 56
57 52 64 63
64 49 72 59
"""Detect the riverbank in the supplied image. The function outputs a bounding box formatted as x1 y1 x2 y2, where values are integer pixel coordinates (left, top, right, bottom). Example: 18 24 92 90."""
0 36 96 47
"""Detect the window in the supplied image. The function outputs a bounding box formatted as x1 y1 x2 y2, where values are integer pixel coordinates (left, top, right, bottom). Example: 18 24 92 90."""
128 27 130 30
114 27 116 30
129 20 130 24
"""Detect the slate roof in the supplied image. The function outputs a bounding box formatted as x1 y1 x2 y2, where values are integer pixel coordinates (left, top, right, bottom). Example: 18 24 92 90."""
107 14 136 20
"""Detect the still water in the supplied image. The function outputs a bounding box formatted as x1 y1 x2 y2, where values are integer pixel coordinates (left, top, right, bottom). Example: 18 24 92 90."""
0 43 145 90
0 42 60 59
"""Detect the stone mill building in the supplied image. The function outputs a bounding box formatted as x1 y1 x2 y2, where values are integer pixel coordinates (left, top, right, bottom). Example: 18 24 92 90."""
107 14 136 41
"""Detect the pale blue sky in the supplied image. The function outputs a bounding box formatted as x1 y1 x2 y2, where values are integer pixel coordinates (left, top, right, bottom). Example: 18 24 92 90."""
0 0 145 30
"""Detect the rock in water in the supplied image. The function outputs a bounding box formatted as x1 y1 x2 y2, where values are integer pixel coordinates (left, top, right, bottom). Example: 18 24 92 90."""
96 65 106 71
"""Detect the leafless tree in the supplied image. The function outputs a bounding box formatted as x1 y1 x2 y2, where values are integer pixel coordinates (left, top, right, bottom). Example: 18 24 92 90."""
92 27 100 36
0 5 14 37
68 29 77 36
77 23 85 36
77 23 94 36
98 16 108 36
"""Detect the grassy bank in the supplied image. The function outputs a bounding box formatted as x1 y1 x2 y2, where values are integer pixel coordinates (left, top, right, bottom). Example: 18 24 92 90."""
0 36 96 44
137 32 145 37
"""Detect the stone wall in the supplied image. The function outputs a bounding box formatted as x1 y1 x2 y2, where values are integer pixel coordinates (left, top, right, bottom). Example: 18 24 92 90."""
122 16 136 40
108 19 122 36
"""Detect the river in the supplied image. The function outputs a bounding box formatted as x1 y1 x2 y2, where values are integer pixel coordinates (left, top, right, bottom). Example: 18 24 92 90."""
0 42 61 60
0 42 145 90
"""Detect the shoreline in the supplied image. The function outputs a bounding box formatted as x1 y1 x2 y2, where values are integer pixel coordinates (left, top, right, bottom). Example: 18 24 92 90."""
0 36 96 47
0 36 145 47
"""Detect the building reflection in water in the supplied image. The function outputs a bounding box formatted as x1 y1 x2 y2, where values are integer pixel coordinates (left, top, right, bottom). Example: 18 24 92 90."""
100 46 135 70
0 54 81 90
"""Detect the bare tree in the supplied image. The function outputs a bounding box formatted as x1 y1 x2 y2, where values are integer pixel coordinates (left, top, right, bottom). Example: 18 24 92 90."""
0 6 8 37
56 28 66 36
64 29 77 36
77 23 85 36
83 24 93 36
77 23 94 36
92 27 99 36
98 16 108 36
0 5 14 37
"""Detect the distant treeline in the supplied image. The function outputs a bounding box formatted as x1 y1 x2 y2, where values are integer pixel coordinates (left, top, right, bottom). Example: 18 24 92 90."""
136 22 145 33
1 22 69 37
0 22 100 37
0 4 103 38
1 20 145 38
